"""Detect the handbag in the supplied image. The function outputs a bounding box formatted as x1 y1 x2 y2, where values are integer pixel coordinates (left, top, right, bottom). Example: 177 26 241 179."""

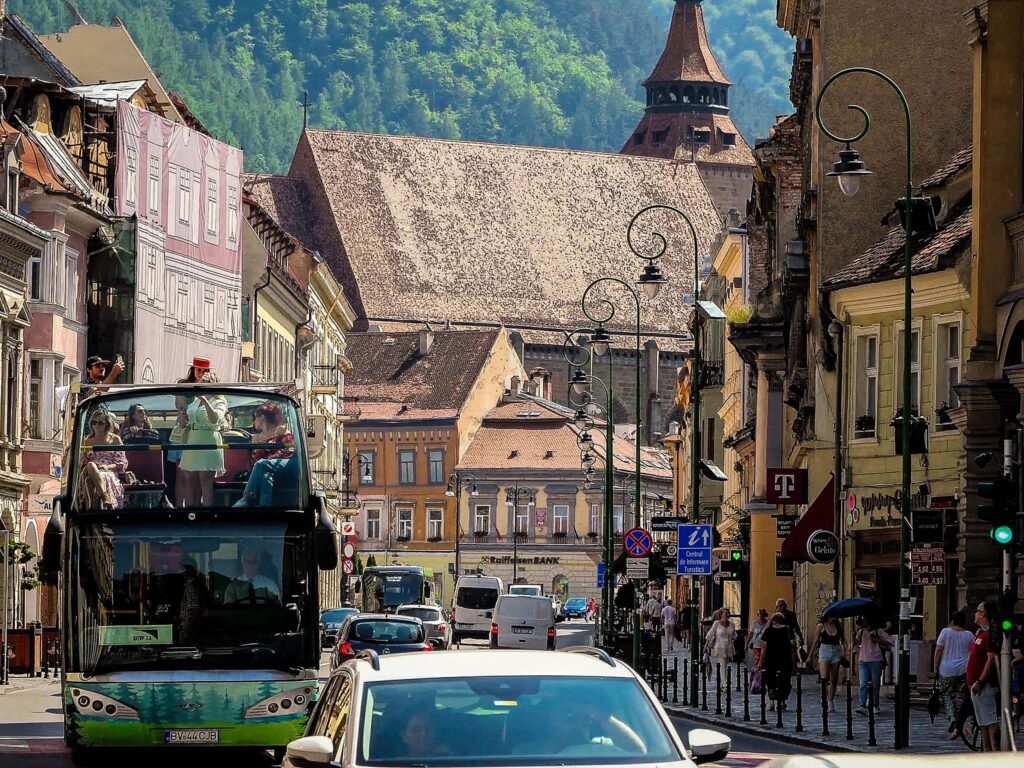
839 655 851 669
750 669 763 695
927 680 942 723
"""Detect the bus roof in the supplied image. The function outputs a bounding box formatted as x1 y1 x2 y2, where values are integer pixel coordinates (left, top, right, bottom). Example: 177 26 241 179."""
365 565 428 574
72 382 300 411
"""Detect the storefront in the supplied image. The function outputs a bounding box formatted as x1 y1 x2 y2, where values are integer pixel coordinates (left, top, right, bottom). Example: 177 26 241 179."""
458 546 602 603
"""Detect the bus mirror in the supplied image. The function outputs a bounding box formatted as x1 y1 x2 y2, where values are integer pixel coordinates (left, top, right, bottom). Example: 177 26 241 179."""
424 582 434 599
315 497 339 571
41 498 65 583
306 415 326 460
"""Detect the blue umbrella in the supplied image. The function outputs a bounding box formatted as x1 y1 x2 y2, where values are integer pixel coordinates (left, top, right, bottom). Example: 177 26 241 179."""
821 597 881 621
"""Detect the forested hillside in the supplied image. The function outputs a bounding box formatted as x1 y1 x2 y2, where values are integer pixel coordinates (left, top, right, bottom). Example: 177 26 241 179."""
13 0 792 173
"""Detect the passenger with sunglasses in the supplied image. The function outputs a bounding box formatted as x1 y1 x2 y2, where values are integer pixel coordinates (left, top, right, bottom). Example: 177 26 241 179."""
80 409 128 509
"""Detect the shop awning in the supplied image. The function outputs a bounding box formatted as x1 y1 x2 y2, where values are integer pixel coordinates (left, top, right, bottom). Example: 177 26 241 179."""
779 475 835 562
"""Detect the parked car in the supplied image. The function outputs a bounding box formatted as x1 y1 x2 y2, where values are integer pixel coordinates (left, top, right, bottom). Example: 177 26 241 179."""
452 574 503 642
320 606 359 648
508 584 543 597
330 614 431 670
396 603 452 649
490 594 556 650
283 648 731 768
562 597 590 619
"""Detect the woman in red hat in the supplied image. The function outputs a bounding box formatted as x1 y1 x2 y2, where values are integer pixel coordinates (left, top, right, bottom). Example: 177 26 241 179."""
177 357 226 506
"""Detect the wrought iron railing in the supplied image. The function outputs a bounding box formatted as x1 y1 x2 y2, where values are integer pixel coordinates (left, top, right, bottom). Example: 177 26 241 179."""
699 360 725 389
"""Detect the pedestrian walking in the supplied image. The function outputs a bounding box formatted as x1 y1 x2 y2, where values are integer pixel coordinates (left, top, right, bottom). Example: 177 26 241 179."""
679 598 694 648
811 616 846 712
775 597 806 664
933 610 973 740
646 594 662 632
661 599 677 652
759 612 795 710
746 608 769 670
965 601 1000 752
854 617 892 715
704 608 737 675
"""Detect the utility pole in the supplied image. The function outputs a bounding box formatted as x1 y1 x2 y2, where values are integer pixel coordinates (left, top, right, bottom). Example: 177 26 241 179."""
1000 429 1017 751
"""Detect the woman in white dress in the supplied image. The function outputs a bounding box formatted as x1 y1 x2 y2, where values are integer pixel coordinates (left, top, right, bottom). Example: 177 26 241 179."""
179 372 228 507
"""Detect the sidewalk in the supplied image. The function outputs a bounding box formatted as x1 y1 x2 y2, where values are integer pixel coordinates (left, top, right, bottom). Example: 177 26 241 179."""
0 675 60 696
655 645 970 755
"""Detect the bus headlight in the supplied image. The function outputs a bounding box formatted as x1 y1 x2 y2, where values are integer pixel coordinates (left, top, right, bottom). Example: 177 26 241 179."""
245 686 316 719
69 688 139 720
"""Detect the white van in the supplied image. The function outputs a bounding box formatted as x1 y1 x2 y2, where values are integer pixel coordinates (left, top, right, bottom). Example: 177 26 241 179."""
489 594 556 651
508 584 543 597
452 574 503 641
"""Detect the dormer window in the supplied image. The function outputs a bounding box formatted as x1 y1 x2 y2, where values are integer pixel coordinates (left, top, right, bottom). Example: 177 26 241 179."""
690 127 710 144
721 131 737 147
652 129 669 147
633 131 646 146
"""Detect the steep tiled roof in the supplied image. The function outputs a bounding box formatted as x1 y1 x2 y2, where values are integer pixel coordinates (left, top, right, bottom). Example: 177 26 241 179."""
289 130 720 339
346 329 500 416
919 144 972 189
624 111 754 166
644 1 730 85
823 202 971 291
243 173 319 253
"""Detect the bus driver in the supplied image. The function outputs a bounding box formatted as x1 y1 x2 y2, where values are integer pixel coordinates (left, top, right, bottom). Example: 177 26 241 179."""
224 547 280 603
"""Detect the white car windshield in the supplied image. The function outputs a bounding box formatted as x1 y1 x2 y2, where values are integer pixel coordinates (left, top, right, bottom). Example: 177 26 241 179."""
358 675 680 766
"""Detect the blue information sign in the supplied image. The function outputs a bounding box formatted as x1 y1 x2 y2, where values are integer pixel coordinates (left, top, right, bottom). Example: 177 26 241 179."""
596 562 605 588
677 524 713 576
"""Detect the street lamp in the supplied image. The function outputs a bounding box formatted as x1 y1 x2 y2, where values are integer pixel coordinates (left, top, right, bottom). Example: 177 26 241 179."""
569 368 590 396
815 67 913 749
446 472 478 581
505 485 535 583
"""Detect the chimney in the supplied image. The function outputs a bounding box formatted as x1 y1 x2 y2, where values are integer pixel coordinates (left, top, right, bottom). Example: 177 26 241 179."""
418 329 434 356
510 376 521 398
529 366 552 400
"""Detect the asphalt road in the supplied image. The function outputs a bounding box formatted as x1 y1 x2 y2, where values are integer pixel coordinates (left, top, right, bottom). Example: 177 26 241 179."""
0 619 813 767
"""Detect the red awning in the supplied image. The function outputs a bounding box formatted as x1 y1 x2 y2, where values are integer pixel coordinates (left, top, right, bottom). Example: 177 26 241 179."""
779 476 835 563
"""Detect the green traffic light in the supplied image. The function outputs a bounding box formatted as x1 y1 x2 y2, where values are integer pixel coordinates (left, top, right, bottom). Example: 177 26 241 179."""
991 525 1014 545
1002 619 1013 631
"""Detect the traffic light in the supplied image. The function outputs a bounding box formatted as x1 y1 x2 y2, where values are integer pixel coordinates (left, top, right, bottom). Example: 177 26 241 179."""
720 549 743 577
977 475 1017 547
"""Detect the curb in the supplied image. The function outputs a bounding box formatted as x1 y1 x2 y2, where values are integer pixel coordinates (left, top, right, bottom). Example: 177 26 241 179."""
663 705 862 753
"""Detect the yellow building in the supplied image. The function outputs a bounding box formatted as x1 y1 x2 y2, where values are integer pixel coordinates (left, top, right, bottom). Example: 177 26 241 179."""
824 147 971 649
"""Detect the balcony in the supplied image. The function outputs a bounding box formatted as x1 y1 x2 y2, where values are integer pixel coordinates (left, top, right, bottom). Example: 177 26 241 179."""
699 360 724 389
311 365 340 395
312 468 340 496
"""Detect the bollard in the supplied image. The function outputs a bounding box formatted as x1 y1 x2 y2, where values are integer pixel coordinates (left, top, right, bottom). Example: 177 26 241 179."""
759 672 768 725
682 659 689 704
725 665 732 718
845 674 854 740
794 670 803 732
715 663 722 715
736 662 742 692
701 661 708 711
743 667 750 722
867 682 876 747
691 658 700 708
820 676 829 736
775 670 783 728
672 657 679 704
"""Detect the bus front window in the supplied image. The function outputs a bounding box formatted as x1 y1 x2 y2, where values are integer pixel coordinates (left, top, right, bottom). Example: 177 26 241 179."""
363 572 423 612
68 521 314 674
71 390 306 511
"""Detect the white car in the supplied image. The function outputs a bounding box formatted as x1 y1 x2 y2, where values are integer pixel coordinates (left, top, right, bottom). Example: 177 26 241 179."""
490 594 556 650
283 648 731 768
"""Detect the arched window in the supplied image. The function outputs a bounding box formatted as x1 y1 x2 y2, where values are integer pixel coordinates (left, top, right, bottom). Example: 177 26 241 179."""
552 575 569 599
669 86 680 103
698 87 709 104
683 86 694 104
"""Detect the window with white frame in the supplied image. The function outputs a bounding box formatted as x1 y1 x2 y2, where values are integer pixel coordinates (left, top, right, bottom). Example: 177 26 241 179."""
28 358 42 439
514 503 529 535
397 508 413 539
65 249 79 320
227 185 239 244
206 176 219 237
427 449 444 484
553 504 569 535
853 333 879 438
613 504 624 534
366 508 381 540
178 168 192 224
125 146 138 206
935 319 961 431
474 505 491 535
427 508 443 540
148 155 160 215
27 253 41 301
51 239 65 309
399 450 416 484
358 451 376 485
590 503 600 535
895 325 921 414
53 366 73 439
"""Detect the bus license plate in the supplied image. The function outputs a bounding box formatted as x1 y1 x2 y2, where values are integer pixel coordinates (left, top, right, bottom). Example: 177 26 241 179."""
165 729 220 744
512 626 532 635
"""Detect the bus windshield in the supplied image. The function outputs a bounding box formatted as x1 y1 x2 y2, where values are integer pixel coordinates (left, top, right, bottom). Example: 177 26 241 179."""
362 570 424 612
66 520 315 674
70 389 306 511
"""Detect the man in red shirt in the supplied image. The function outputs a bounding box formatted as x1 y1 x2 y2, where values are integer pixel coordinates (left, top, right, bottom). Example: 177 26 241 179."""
965 601 1000 751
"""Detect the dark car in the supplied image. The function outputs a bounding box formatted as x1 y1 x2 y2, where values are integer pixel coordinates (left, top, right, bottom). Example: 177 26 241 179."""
320 607 359 647
330 614 431 670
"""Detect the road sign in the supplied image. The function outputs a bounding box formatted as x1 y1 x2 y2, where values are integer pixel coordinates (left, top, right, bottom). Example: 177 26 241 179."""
340 521 356 536
343 542 355 558
911 548 945 585
650 515 686 532
775 516 797 538
623 527 653 558
665 543 678 558
676 524 713 575
597 562 606 588
342 559 355 575
807 530 839 564
626 557 649 580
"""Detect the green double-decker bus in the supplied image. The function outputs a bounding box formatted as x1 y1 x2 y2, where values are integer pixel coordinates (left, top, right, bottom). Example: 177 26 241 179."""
42 384 338 764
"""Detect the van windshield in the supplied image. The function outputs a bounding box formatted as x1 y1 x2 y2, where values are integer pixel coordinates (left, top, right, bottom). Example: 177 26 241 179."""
500 598 551 620
457 587 498 610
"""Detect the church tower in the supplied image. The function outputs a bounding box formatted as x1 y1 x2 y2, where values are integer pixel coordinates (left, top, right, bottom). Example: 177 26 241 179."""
622 0 754 217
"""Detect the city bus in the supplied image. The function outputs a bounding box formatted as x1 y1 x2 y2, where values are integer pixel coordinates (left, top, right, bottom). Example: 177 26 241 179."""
41 384 338 764
359 565 434 613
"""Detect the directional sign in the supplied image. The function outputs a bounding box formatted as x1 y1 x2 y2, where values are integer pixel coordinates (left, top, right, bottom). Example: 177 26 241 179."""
623 527 653 558
626 557 650 580
596 562 606 588
676 524 713 575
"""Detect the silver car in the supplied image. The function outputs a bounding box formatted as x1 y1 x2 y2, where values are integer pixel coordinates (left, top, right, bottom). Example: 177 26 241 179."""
396 603 452 649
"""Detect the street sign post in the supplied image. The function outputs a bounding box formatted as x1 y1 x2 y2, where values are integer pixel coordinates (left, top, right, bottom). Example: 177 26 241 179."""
340 521 356 536
342 559 355 575
623 527 653 558
625 557 650 580
597 562 606 588
676 524 713 575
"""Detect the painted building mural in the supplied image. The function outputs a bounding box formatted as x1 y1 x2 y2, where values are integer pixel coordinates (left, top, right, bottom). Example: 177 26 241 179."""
115 101 243 382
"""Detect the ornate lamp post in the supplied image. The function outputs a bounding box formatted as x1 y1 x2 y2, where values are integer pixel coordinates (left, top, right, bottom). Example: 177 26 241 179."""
445 472 479 581
505 484 536 583
815 67 914 749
